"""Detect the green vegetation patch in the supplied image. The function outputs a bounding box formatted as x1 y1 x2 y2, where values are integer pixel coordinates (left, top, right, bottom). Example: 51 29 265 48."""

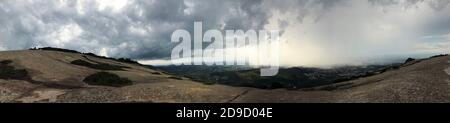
82 53 141 65
0 60 29 80
83 72 132 87
30 47 80 54
71 59 129 71
168 76 183 80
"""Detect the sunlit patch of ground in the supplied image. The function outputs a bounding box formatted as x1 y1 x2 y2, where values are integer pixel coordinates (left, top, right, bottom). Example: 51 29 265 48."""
17 89 66 103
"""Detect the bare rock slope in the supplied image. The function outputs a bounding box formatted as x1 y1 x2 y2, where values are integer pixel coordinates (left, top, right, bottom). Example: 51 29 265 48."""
0 50 449 103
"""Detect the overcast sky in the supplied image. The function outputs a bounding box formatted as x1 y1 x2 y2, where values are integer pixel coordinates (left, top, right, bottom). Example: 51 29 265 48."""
1 0 449 67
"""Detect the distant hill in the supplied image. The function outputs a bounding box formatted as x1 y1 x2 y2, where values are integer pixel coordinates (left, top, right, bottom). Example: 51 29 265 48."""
157 64 402 89
0 48 449 103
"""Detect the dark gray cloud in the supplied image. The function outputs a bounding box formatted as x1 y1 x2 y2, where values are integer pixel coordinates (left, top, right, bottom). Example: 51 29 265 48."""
1 0 449 67
369 0 450 10
0 0 272 59
0 0 353 58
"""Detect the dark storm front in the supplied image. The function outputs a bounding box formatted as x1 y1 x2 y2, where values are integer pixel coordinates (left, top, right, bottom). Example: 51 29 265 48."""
170 22 280 76
176 107 273 120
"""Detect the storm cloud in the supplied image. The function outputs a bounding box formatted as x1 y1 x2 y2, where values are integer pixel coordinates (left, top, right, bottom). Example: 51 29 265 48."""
0 0 449 67
0 0 271 59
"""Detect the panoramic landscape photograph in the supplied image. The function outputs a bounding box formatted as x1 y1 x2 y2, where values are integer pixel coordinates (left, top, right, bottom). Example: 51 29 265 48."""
0 0 450 106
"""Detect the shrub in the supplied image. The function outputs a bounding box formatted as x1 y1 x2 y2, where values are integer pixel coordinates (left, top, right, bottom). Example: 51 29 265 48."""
404 58 415 63
151 72 162 75
83 53 140 65
116 58 140 64
430 54 449 58
83 72 132 87
33 47 80 54
71 59 128 71
0 60 12 65
201 81 216 85
0 60 29 80
168 76 183 80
